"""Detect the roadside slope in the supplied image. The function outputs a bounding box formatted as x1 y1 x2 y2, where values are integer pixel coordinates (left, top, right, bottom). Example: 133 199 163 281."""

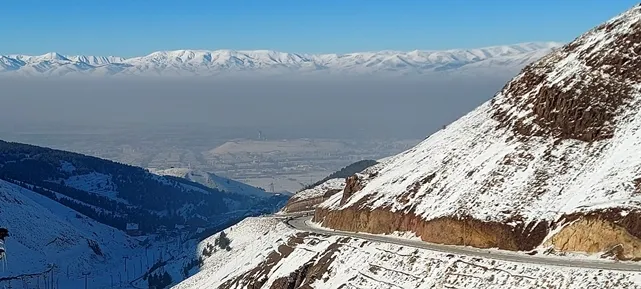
174 217 641 288
314 3 641 259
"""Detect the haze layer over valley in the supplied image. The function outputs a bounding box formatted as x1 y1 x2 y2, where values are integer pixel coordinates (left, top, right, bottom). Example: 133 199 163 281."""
0 73 516 192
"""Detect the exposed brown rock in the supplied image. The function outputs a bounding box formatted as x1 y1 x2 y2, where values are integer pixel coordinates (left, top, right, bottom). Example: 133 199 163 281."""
545 216 641 260
602 244 626 260
556 208 641 240
339 175 362 206
297 240 345 287
314 207 548 251
491 11 641 142
283 196 328 213
314 204 641 258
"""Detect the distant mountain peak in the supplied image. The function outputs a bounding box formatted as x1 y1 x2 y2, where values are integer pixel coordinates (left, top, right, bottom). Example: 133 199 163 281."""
0 42 562 77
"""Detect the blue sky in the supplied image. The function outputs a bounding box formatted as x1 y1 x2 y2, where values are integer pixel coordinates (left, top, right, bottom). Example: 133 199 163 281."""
3 0 638 57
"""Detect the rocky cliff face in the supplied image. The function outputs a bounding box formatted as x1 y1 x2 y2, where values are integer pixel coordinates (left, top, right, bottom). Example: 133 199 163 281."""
492 11 641 142
314 4 641 258
174 217 641 289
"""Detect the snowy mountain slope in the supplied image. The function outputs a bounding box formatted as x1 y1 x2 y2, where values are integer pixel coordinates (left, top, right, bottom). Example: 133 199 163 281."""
0 179 134 280
150 168 275 198
311 4 641 260
130 217 289 289
173 216 641 289
280 160 380 213
281 178 346 213
0 140 287 234
0 177 223 288
0 42 561 77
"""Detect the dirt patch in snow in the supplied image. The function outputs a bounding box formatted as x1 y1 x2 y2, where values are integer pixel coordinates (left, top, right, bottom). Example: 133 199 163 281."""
217 232 345 289
634 177 641 193
397 173 437 205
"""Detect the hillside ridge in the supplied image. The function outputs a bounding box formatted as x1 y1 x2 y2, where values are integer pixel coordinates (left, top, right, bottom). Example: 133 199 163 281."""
312 4 641 260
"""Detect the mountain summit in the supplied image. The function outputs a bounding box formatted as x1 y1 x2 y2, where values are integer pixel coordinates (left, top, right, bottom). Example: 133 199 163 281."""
311 4 641 260
0 42 560 76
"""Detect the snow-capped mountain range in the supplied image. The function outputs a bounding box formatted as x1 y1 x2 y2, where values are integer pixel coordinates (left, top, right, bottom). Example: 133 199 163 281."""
0 42 561 77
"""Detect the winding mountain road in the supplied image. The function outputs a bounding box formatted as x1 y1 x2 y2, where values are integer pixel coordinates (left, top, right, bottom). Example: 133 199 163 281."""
286 215 641 272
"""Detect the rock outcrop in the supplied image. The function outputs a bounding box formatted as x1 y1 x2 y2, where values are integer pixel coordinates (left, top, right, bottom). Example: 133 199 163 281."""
313 4 641 259
339 175 362 206
218 233 308 289
492 5 641 142
218 232 345 289
314 207 548 251
544 216 641 260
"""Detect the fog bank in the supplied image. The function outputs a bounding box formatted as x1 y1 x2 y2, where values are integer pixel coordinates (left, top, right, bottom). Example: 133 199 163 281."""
0 75 510 139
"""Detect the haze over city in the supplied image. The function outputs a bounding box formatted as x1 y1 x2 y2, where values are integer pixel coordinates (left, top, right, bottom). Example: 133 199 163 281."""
2 1 641 289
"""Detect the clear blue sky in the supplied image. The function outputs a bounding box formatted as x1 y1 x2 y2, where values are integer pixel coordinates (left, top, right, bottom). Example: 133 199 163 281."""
3 0 638 57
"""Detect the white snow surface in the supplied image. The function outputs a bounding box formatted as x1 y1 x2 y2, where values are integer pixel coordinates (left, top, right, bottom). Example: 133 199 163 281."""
63 172 120 200
0 179 135 279
150 168 273 198
0 42 561 77
318 6 641 225
321 98 641 223
174 217 641 288
290 178 346 202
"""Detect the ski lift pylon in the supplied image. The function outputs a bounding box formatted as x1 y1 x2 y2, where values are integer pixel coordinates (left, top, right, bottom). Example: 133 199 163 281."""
0 227 7 271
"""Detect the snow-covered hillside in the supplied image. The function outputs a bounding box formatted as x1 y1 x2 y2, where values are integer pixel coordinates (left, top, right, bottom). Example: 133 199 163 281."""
0 140 289 235
0 42 561 77
311 4 641 260
281 178 346 213
150 168 276 198
174 216 641 288
0 140 293 287
0 179 135 286
279 160 381 213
